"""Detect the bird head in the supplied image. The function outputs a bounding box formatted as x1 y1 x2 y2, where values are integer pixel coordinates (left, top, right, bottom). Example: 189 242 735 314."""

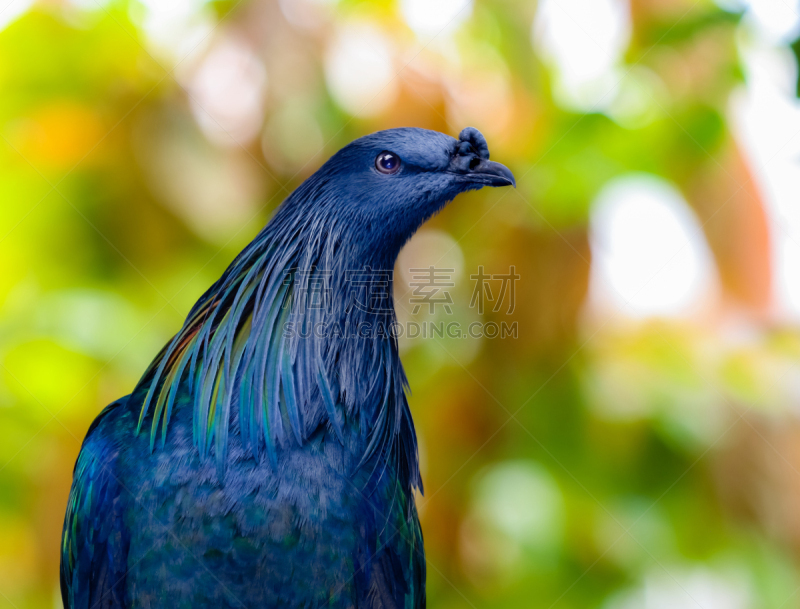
286 126 515 264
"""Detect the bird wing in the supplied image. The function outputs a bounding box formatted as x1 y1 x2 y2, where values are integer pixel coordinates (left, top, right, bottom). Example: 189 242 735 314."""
61 397 131 609
361 494 426 609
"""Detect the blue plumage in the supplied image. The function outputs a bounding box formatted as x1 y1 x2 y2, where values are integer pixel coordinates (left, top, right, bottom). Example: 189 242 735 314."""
61 127 514 608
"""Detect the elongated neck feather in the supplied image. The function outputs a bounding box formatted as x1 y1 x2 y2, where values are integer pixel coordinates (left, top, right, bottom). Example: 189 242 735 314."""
132 185 421 492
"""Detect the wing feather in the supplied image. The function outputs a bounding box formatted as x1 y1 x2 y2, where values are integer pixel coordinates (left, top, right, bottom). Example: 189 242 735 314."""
61 398 130 609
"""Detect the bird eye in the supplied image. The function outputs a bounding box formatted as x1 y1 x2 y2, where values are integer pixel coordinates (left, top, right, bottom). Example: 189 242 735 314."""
375 151 401 175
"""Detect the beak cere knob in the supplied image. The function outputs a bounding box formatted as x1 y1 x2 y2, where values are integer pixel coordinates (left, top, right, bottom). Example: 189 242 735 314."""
453 127 516 188
458 127 490 160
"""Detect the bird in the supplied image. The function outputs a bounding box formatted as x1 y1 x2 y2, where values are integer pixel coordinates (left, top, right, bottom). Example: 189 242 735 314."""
60 126 515 609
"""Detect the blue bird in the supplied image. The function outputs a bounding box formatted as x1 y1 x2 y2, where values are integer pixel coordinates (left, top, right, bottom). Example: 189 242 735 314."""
60 126 514 609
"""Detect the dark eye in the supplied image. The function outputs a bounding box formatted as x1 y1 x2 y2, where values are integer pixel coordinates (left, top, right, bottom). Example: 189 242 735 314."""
375 151 401 174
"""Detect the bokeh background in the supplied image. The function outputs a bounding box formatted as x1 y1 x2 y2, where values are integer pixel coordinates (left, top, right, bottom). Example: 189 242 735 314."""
3 0 800 607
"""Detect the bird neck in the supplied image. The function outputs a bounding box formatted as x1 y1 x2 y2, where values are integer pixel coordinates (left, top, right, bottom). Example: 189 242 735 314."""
132 205 421 492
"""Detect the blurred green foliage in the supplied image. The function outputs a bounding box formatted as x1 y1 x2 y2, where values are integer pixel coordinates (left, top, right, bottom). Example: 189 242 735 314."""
1 1 799 608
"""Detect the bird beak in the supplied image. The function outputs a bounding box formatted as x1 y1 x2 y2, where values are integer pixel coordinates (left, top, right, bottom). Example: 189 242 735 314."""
463 159 516 188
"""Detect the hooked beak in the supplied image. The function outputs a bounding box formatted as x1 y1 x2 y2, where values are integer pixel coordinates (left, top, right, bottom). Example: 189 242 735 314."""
461 159 516 188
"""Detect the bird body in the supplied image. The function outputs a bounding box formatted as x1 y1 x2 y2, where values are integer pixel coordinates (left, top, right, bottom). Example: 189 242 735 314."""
61 127 514 609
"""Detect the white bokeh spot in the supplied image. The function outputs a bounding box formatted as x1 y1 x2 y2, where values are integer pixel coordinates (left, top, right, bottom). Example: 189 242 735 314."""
533 0 631 112
324 24 397 117
0 0 34 31
400 0 473 38
189 38 268 147
732 30 800 322
589 174 718 319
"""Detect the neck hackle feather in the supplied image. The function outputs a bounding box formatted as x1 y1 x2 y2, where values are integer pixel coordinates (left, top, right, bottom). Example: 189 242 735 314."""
132 182 421 492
